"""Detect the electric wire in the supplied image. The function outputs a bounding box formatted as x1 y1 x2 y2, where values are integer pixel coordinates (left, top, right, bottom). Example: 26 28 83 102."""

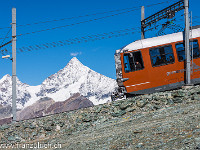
0 27 139 55
21 0 176 27
17 0 173 37
0 7 148 39
15 1 184 37
0 0 194 56
16 9 139 37
0 27 11 47
0 0 178 31
0 18 193 56
0 13 189 54
0 0 185 41
0 27 12 55
3 21 186 55
14 6 147 28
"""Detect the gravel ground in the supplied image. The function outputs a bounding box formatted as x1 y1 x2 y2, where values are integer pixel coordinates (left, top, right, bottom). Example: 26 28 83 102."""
0 85 200 150
38 102 200 150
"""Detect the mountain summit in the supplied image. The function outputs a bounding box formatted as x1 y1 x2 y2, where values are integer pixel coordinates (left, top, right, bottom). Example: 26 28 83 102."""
37 57 117 105
0 57 117 109
68 57 83 65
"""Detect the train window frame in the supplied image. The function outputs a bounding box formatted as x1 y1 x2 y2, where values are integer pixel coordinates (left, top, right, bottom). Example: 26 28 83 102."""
175 39 200 62
149 44 175 67
123 51 144 73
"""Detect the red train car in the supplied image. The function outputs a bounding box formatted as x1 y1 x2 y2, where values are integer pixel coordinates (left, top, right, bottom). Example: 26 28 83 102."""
112 25 200 100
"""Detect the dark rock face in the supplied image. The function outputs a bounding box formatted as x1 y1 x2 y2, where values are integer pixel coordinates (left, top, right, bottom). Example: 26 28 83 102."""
0 117 12 125
16 93 94 121
0 105 20 121
16 97 55 121
45 93 94 114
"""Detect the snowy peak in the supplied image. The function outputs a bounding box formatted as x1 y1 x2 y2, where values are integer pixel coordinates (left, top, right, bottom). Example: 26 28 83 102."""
68 57 82 65
0 74 11 83
0 74 31 109
38 57 117 105
0 74 14 90
0 74 26 86
64 57 86 71
0 57 117 110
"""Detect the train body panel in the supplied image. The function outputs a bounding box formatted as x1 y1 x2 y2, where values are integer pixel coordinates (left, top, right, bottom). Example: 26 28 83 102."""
113 26 200 98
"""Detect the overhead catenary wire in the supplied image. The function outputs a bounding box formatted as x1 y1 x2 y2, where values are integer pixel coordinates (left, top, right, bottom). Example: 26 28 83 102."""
144 14 200 33
0 0 191 56
17 1 180 37
12 6 150 28
0 27 12 47
0 48 10 56
1 21 185 56
16 10 138 37
1 13 189 55
0 0 178 31
0 7 147 39
0 8 191 51
0 16 188 41
0 0 184 41
0 20 188 56
1 27 139 55
16 0 177 27
0 6 141 30
16 3 166 37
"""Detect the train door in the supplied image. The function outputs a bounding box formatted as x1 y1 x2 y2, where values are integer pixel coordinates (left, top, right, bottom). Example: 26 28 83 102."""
122 51 149 93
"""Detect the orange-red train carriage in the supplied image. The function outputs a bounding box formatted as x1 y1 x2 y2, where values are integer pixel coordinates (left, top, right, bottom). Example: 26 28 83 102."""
112 25 200 100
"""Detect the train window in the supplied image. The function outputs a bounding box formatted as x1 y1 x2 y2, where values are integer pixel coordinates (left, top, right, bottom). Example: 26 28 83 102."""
124 55 132 72
123 51 144 73
150 45 175 67
176 40 200 62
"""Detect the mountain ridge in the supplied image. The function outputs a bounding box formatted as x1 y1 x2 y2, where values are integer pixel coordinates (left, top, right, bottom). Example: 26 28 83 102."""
0 57 117 109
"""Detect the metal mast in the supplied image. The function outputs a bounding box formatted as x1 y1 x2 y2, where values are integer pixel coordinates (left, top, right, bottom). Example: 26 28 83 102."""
141 6 145 39
12 8 17 123
184 0 191 85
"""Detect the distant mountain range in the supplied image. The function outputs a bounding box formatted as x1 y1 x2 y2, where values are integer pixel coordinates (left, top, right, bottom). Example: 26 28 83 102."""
0 57 117 110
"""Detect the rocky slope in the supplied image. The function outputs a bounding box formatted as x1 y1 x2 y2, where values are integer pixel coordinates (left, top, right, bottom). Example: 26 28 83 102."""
3 93 94 121
44 93 94 115
0 85 200 149
16 97 55 121
0 57 117 112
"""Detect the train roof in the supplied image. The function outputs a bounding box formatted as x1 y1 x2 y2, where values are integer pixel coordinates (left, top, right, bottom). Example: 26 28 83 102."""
116 25 200 54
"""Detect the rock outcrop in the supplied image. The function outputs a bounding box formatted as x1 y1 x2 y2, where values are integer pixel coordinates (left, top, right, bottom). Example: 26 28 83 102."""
16 97 55 121
45 93 94 115
16 93 94 121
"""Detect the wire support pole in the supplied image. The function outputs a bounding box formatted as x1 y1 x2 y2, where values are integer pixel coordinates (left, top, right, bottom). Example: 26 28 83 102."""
184 0 191 85
12 8 17 123
141 6 145 39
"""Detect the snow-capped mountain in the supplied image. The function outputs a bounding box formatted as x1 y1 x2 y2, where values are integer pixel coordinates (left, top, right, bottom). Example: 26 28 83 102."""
0 57 117 109
36 57 117 105
0 74 31 109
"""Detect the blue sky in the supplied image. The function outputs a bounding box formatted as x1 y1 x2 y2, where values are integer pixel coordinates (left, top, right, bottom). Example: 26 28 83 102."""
0 0 200 86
